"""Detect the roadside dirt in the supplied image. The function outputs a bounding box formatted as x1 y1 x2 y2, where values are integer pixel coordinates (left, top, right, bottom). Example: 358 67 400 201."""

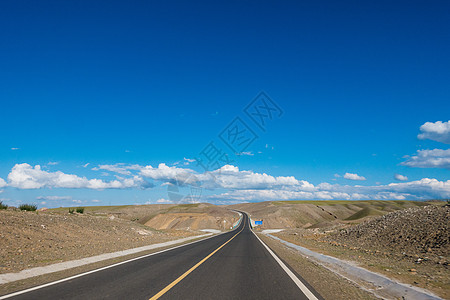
331 205 449 259
0 209 198 275
258 234 378 300
273 205 449 299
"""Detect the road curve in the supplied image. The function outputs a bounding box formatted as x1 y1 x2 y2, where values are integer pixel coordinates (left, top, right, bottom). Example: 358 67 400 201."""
3 212 322 300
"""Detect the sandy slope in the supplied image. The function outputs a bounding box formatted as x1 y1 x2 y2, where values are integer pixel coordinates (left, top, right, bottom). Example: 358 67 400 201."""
144 204 239 230
0 209 198 274
229 200 438 229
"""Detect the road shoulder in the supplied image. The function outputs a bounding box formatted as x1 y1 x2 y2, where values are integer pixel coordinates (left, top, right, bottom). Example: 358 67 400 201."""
257 233 378 300
0 234 214 297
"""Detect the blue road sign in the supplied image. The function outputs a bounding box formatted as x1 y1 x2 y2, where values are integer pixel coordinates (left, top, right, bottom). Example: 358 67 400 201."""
255 220 263 225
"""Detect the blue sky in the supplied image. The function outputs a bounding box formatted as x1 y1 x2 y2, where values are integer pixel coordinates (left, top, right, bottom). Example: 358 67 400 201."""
0 0 449 208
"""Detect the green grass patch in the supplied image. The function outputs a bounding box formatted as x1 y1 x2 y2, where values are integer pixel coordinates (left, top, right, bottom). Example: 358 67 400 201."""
0 201 8 210
273 200 430 206
19 203 37 211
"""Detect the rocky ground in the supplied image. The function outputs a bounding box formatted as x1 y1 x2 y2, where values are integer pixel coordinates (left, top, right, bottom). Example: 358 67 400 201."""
0 209 199 274
273 205 449 299
331 205 449 260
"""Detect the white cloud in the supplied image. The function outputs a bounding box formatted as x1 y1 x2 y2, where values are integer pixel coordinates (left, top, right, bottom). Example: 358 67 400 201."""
48 162 59 166
343 173 366 181
93 163 142 176
92 199 101 203
334 174 341 178
72 200 82 204
0 178 6 188
208 177 450 202
92 163 197 186
394 174 408 181
36 195 72 201
383 178 450 199
40 201 46 205
10 161 448 202
140 163 198 185
92 163 301 190
401 149 450 169
11 147 19 150
156 198 172 203
7 163 149 189
183 158 195 165
209 189 351 202
418 120 450 144
236 151 254 156
200 165 302 190
82 163 90 168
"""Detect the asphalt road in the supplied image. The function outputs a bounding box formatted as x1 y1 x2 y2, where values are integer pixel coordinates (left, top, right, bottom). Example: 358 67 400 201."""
4 212 321 300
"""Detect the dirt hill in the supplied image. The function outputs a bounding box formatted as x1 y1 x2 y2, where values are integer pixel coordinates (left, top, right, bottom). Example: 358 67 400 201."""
272 205 449 299
0 209 198 274
229 200 438 229
331 205 449 258
52 203 240 231
144 204 239 230
0 203 239 276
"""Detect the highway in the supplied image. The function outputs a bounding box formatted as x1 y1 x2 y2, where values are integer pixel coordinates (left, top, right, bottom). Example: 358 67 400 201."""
3 212 321 300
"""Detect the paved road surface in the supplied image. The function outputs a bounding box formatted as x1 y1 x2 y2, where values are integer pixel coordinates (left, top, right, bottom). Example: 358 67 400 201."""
3 212 321 300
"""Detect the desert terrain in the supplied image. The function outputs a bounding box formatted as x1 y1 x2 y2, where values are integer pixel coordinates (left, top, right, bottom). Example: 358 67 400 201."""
1 200 448 299
1 203 239 274
239 201 449 299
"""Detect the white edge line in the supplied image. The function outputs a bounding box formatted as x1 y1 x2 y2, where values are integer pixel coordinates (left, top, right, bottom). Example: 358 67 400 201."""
0 227 241 300
251 223 319 300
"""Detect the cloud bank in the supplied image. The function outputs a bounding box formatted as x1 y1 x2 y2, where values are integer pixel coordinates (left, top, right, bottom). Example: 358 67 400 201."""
2 161 450 203
418 120 450 144
401 149 450 169
207 177 450 202
36 195 72 201
200 165 302 189
394 174 408 181
7 164 149 189
343 173 366 181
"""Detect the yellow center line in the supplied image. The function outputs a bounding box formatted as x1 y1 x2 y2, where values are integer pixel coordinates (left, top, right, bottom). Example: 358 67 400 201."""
149 225 245 300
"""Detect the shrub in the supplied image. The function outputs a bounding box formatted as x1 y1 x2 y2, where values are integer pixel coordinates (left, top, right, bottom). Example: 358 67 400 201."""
76 207 84 214
0 201 8 210
69 208 75 214
19 204 37 211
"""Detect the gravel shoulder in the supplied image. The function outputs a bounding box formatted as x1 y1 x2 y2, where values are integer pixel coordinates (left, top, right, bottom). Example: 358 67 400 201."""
0 234 210 296
257 233 378 300
272 205 449 299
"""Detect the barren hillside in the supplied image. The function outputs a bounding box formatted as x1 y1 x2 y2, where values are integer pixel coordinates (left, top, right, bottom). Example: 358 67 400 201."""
0 209 198 274
272 204 449 299
53 203 241 231
331 204 449 258
144 203 240 230
229 200 440 229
